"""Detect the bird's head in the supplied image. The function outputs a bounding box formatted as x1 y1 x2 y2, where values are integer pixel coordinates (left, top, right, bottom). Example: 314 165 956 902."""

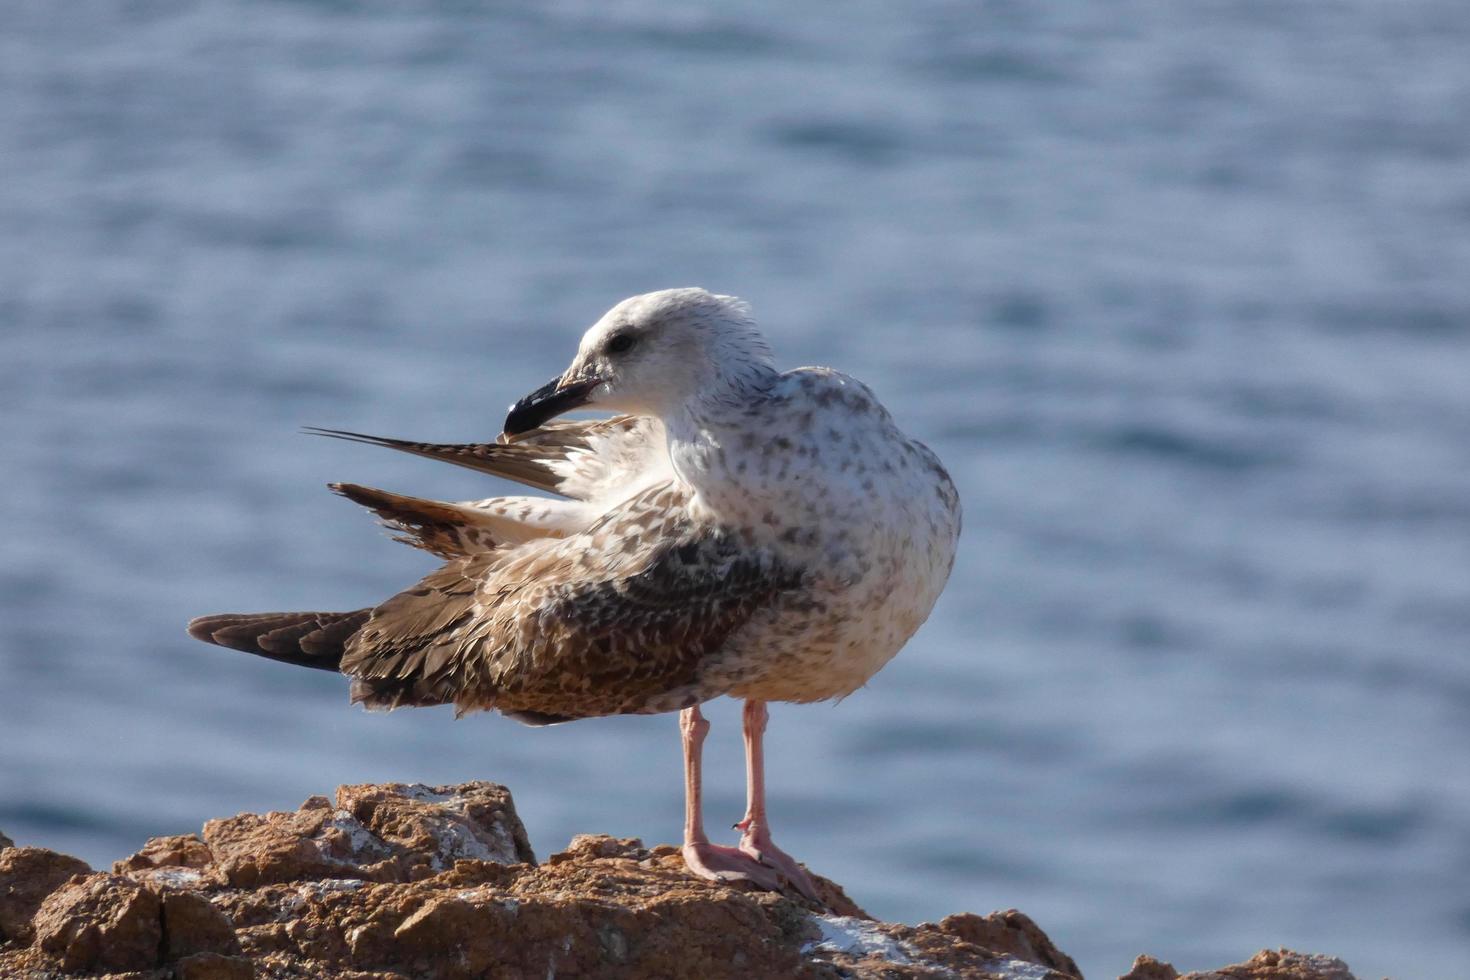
502 288 776 437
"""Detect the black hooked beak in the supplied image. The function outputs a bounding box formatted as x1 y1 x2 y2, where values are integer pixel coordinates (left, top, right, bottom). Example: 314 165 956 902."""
501 374 604 438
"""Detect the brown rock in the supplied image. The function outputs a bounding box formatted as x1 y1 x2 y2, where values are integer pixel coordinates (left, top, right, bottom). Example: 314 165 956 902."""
335 781 537 873
201 782 535 889
1176 948 1358 980
202 801 353 888
0 783 1368 980
32 872 162 973
115 832 215 873
1121 954 1181 980
939 909 1083 977
235 921 292 956
801 913 1083 980
549 832 647 863
576 833 869 917
174 950 256 980
163 889 243 960
0 846 92 943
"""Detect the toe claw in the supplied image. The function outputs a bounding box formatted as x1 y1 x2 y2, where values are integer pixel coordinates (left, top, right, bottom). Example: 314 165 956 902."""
739 838 822 904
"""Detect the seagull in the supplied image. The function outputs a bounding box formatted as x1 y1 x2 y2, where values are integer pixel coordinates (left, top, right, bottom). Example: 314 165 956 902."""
188 288 961 901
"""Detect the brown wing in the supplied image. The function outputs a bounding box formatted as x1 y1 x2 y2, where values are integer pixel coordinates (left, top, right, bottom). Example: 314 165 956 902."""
304 416 665 501
339 482 803 721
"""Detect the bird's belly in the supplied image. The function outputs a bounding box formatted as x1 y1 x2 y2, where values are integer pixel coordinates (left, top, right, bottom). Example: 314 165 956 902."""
724 628 903 703
690 417 961 705
720 540 951 704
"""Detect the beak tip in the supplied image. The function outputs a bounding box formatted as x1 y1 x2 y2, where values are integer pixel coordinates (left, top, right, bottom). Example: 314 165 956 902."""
502 375 603 437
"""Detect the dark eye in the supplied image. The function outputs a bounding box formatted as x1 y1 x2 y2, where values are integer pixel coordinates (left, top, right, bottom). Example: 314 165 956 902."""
606 333 637 355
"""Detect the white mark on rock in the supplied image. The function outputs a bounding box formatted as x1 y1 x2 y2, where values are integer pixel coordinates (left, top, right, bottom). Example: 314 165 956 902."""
434 816 513 867
982 958 1061 980
300 878 364 896
316 810 392 866
802 914 914 965
402 784 458 805
144 868 204 887
346 924 371 949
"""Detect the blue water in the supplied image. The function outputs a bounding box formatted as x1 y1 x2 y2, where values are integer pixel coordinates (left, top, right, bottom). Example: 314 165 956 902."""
3 3 1468 977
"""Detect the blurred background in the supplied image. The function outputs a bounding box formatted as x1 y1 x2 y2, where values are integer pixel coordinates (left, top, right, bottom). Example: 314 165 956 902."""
2 1 1468 976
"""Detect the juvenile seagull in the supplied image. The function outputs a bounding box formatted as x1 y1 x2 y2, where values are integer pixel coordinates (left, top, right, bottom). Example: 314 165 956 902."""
188 288 960 900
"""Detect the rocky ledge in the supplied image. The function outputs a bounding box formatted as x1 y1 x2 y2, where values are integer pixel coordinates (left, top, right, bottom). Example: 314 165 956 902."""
0 782 1359 979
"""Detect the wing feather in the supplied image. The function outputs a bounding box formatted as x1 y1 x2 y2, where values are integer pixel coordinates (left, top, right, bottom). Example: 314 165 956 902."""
305 416 667 502
340 482 803 719
187 610 371 671
329 483 582 557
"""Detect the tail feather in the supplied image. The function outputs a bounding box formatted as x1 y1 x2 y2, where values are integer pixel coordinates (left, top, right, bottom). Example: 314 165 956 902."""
187 610 371 672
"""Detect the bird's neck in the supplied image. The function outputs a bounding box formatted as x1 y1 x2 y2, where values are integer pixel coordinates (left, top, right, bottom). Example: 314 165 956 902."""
662 370 780 527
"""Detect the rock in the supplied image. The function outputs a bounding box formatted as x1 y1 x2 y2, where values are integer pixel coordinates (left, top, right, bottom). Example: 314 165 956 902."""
115 832 215 873
174 950 257 980
939 909 1082 977
1121 954 1181 979
32 872 163 973
0 846 92 943
1170 948 1358 980
163 889 243 959
0 830 13 850
202 796 367 888
0 781 1367 980
202 781 534 888
337 780 537 873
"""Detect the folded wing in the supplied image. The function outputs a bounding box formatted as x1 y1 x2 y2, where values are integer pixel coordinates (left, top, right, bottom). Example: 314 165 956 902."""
340 481 805 721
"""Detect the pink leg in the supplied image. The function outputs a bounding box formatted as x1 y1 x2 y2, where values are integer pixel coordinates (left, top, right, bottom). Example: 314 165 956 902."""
735 700 821 901
679 705 784 891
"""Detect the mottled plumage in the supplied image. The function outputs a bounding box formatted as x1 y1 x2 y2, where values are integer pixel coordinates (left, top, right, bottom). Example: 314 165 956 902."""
334 481 803 720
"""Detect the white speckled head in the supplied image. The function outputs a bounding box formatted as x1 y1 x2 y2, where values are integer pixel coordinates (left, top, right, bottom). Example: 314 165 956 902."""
568 288 777 416
502 288 778 437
